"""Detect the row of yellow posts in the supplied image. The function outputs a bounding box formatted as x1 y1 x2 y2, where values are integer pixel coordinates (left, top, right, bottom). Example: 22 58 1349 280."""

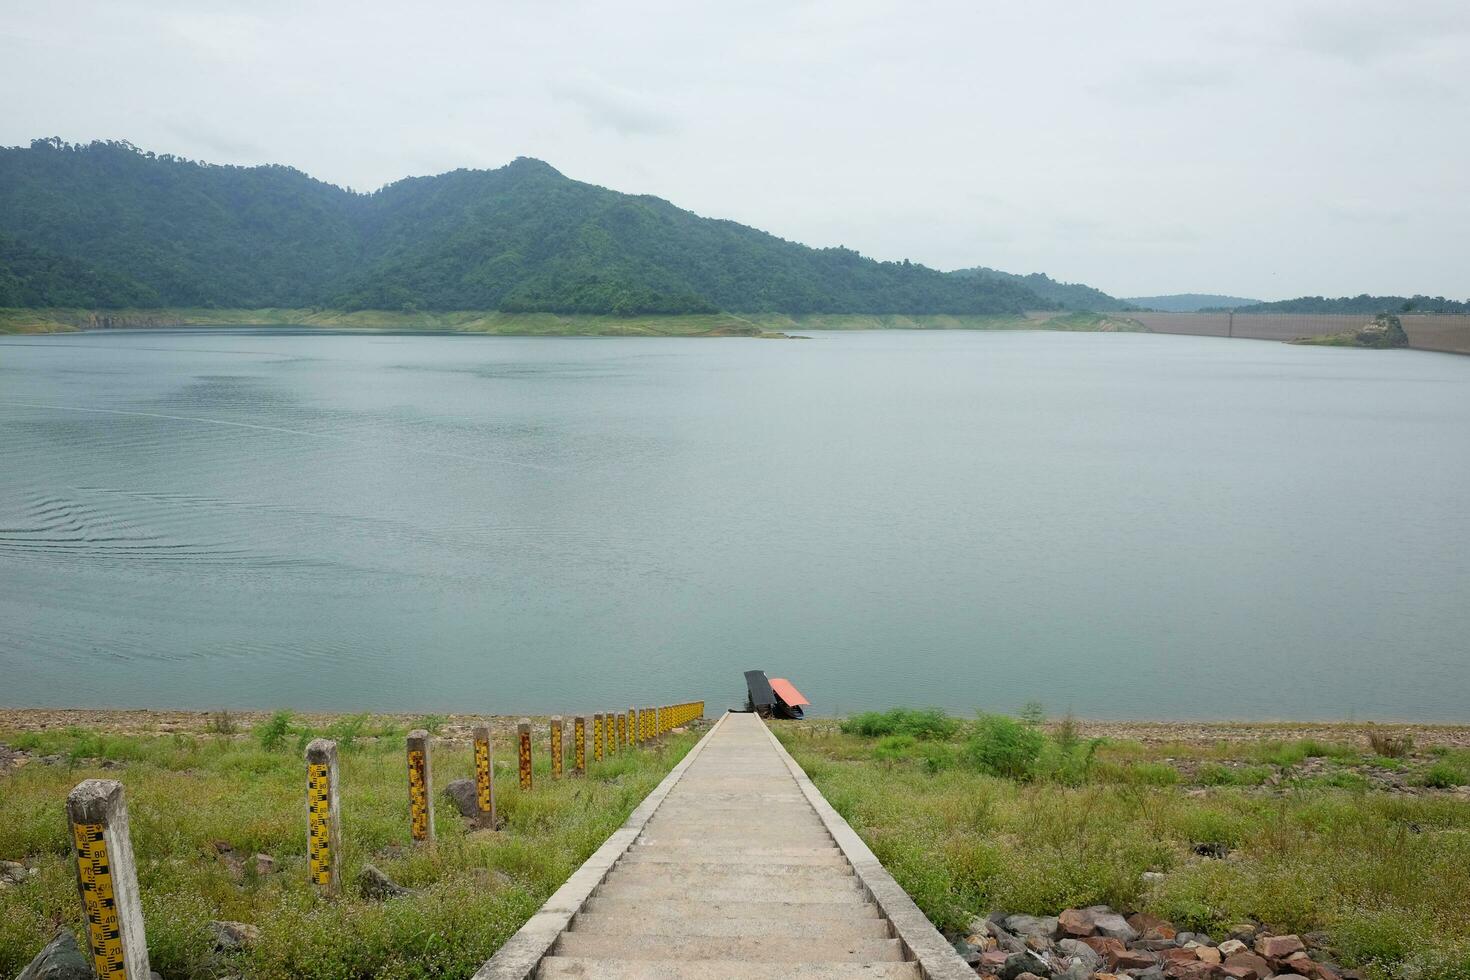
58 702 705 978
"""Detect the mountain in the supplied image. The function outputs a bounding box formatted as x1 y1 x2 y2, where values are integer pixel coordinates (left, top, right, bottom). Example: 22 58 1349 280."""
1123 294 1261 312
1222 294 1470 315
950 266 1131 311
0 139 1050 316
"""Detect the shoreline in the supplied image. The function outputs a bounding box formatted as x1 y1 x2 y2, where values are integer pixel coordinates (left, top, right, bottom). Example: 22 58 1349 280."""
3 707 1468 748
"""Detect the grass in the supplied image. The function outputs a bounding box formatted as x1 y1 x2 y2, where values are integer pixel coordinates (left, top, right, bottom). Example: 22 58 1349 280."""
0 723 697 978
774 713 1470 980
0 307 1148 337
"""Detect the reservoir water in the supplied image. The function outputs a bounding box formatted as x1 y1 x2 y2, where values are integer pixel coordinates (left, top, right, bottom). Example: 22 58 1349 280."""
2 328 1468 720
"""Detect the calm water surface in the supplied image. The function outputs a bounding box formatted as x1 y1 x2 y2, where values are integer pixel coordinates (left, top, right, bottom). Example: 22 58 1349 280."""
2 329 1467 719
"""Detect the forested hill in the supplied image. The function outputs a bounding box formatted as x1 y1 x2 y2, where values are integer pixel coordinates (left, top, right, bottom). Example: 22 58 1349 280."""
1219 295 1470 314
949 266 1132 311
0 139 1049 315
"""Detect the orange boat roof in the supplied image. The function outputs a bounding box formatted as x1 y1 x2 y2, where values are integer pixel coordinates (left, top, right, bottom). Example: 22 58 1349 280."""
769 678 809 707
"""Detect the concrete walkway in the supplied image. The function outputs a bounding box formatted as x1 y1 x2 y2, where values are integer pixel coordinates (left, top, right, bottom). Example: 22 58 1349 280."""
475 711 973 980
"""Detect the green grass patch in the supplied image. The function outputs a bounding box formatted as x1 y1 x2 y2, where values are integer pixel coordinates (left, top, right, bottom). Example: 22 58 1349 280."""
0 725 696 978
840 708 959 741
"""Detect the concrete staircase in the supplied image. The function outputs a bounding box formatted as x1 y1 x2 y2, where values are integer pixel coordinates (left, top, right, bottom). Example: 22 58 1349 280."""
475 711 972 980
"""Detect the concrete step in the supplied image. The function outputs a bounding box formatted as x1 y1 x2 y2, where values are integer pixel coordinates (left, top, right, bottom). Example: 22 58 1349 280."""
620 850 847 867
582 897 882 921
553 933 904 962
570 912 892 940
597 880 865 904
537 958 921 979
634 834 834 849
610 861 853 879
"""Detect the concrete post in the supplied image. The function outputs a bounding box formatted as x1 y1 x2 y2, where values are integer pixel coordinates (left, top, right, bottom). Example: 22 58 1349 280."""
592 713 603 763
604 712 615 756
617 712 626 748
472 723 496 830
550 716 564 780
517 719 532 791
630 706 639 746
304 739 342 895
66 779 150 980
406 730 434 844
574 716 587 775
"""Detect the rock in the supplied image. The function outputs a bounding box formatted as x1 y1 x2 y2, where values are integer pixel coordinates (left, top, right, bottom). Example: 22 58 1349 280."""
1223 951 1271 980
1004 915 1060 941
1302 932 1333 952
444 778 479 818
1268 976 1309 980
951 939 982 965
1056 938 1104 972
1025 933 1054 953
1195 946 1223 965
1228 925 1259 943
253 854 277 876
16 929 92 980
1053 965 1091 980
1218 940 1249 957
1256 935 1306 960
1015 974 1045 980
1 860 29 884
1000 950 1053 980
1192 842 1230 859
358 863 410 900
985 921 1030 954
1093 912 1140 942
1292 313 1409 350
1167 964 1219 980
1082 936 1127 959
980 950 1011 972
1058 908 1097 937
1163 948 1200 964
1132 968 1167 980
1112 948 1159 971
208 920 261 951
1130 913 1178 941
1141 871 1167 886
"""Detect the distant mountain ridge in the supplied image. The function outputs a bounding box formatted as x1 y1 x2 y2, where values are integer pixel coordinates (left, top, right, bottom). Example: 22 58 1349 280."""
1123 293 1261 312
0 138 1048 316
1220 294 1470 314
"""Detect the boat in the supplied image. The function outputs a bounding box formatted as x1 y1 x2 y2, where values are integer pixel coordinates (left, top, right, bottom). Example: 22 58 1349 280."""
743 669 810 720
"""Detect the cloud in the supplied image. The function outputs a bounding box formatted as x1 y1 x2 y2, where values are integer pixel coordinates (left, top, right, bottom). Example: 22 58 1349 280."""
1089 61 1234 102
1284 0 1470 63
549 76 680 137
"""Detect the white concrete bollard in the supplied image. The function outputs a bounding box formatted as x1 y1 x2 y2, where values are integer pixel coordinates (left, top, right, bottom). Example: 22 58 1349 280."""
305 738 342 895
406 729 435 843
66 779 151 980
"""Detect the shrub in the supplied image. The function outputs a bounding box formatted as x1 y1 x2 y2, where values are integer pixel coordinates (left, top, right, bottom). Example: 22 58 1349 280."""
205 710 238 735
1367 729 1414 759
1420 759 1469 789
1198 763 1271 787
255 710 294 752
962 715 1044 780
873 735 918 763
840 709 959 741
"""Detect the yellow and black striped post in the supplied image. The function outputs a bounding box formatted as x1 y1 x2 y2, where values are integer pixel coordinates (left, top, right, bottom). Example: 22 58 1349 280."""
305 738 341 895
472 723 496 830
550 716 564 780
628 706 638 746
604 712 616 756
517 719 533 791
406 730 434 844
593 712 604 763
617 711 626 748
574 716 587 775
67 780 150 980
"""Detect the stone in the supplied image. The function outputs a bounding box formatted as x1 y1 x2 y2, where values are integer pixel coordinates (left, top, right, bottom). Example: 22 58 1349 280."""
1195 946 1223 965
208 920 261 951
1083 936 1127 959
1163 948 1200 964
1131 913 1179 941
1168 963 1220 980
980 949 1011 972
253 853 277 875
1005 915 1060 941
1058 908 1097 937
1016 973 1045 980
1193 842 1230 859
1000 950 1053 980
1141 871 1167 885
1302 932 1333 951
1054 964 1092 980
985 921 1030 954
358 863 410 900
1218 940 1248 957
1093 912 1140 942
1228 925 1259 944
1132 968 1167 980
951 939 982 965
1268 976 1309 980
1 860 29 884
1056 938 1104 973
1223 951 1271 980
17 930 93 980
444 778 479 818
1255 935 1306 960
1112 948 1159 971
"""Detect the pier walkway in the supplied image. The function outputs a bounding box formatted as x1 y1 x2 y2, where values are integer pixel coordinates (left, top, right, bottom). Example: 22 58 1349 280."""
474 711 972 980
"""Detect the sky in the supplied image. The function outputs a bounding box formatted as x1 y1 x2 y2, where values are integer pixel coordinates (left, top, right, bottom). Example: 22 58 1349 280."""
2 0 1467 300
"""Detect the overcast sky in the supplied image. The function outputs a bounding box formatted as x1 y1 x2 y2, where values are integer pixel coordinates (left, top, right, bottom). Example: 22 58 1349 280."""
3 1 1467 300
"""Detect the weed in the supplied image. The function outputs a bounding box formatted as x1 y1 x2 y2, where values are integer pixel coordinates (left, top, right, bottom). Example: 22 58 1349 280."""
1367 729 1415 759
962 715 1044 780
254 710 294 753
839 708 958 741
205 711 238 735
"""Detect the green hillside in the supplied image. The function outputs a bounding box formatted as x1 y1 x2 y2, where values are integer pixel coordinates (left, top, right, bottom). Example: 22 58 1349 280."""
1224 294 1470 314
0 139 1049 317
950 266 1131 311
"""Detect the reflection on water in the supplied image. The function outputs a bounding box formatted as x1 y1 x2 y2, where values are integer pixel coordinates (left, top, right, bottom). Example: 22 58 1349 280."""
2 328 1468 719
